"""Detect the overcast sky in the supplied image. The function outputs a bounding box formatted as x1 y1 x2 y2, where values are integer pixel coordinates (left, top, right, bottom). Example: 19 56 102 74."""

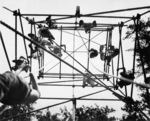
0 0 150 119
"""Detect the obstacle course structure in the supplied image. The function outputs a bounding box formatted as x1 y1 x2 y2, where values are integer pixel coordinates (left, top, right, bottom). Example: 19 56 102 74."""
0 5 150 120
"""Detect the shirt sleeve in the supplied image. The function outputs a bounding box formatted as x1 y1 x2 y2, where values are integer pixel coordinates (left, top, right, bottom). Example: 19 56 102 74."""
24 89 40 104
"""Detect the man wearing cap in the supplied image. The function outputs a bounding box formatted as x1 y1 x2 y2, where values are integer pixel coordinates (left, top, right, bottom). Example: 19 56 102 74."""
0 56 40 105
28 33 53 59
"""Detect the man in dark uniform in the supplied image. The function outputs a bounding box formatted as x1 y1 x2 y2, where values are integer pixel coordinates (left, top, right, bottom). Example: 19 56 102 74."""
0 57 40 105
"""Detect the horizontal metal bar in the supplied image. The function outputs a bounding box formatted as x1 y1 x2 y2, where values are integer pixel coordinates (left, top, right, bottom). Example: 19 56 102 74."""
57 28 109 31
21 14 74 16
38 84 113 87
55 22 127 26
39 76 83 79
35 16 131 23
66 51 88 53
43 73 105 76
40 97 120 101
56 26 109 28
84 5 150 16
20 5 150 17
39 73 108 79
39 76 106 79
38 79 82 84
34 21 127 27
46 26 110 31
20 13 132 19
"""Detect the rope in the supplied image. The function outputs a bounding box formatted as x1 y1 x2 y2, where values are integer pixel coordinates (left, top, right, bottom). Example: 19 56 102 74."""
89 58 150 89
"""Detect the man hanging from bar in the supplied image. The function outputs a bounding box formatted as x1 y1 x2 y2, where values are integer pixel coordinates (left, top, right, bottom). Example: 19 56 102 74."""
28 27 64 58
100 44 119 65
89 48 98 58
45 15 57 29
82 71 98 88
48 44 66 57
0 56 40 105
28 33 52 59
116 68 134 89
38 26 55 43
79 20 97 33
38 26 64 57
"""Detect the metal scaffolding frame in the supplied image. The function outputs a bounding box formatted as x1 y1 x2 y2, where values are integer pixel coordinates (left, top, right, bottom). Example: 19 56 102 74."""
0 5 150 121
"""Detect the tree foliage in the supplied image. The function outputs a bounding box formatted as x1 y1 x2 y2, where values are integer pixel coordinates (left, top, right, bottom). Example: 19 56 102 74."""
75 105 116 121
35 107 72 121
0 104 35 121
34 105 116 121
0 103 117 121
121 16 150 120
121 99 148 121
124 16 150 76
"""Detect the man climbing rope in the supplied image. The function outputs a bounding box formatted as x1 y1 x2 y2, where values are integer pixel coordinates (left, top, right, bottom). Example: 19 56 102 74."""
0 57 40 105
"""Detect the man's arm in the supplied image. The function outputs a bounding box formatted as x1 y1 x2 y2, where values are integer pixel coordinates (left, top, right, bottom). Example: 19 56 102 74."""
23 73 40 104
29 73 40 94
29 73 41 98
14 64 30 75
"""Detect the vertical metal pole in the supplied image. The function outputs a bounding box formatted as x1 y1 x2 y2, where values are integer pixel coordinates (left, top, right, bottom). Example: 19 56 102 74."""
72 26 75 79
119 24 127 96
116 27 121 84
42 50 44 75
104 30 109 73
30 23 33 72
109 30 115 85
131 16 136 98
72 26 75 95
72 98 76 121
87 31 91 70
33 19 41 74
0 31 12 71
18 9 29 63
72 18 77 121
15 10 18 63
135 14 150 103
59 26 62 79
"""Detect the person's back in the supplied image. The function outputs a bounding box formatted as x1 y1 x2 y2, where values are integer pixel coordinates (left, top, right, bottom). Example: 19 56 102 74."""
0 71 40 105
0 57 40 105
0 71 31 105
